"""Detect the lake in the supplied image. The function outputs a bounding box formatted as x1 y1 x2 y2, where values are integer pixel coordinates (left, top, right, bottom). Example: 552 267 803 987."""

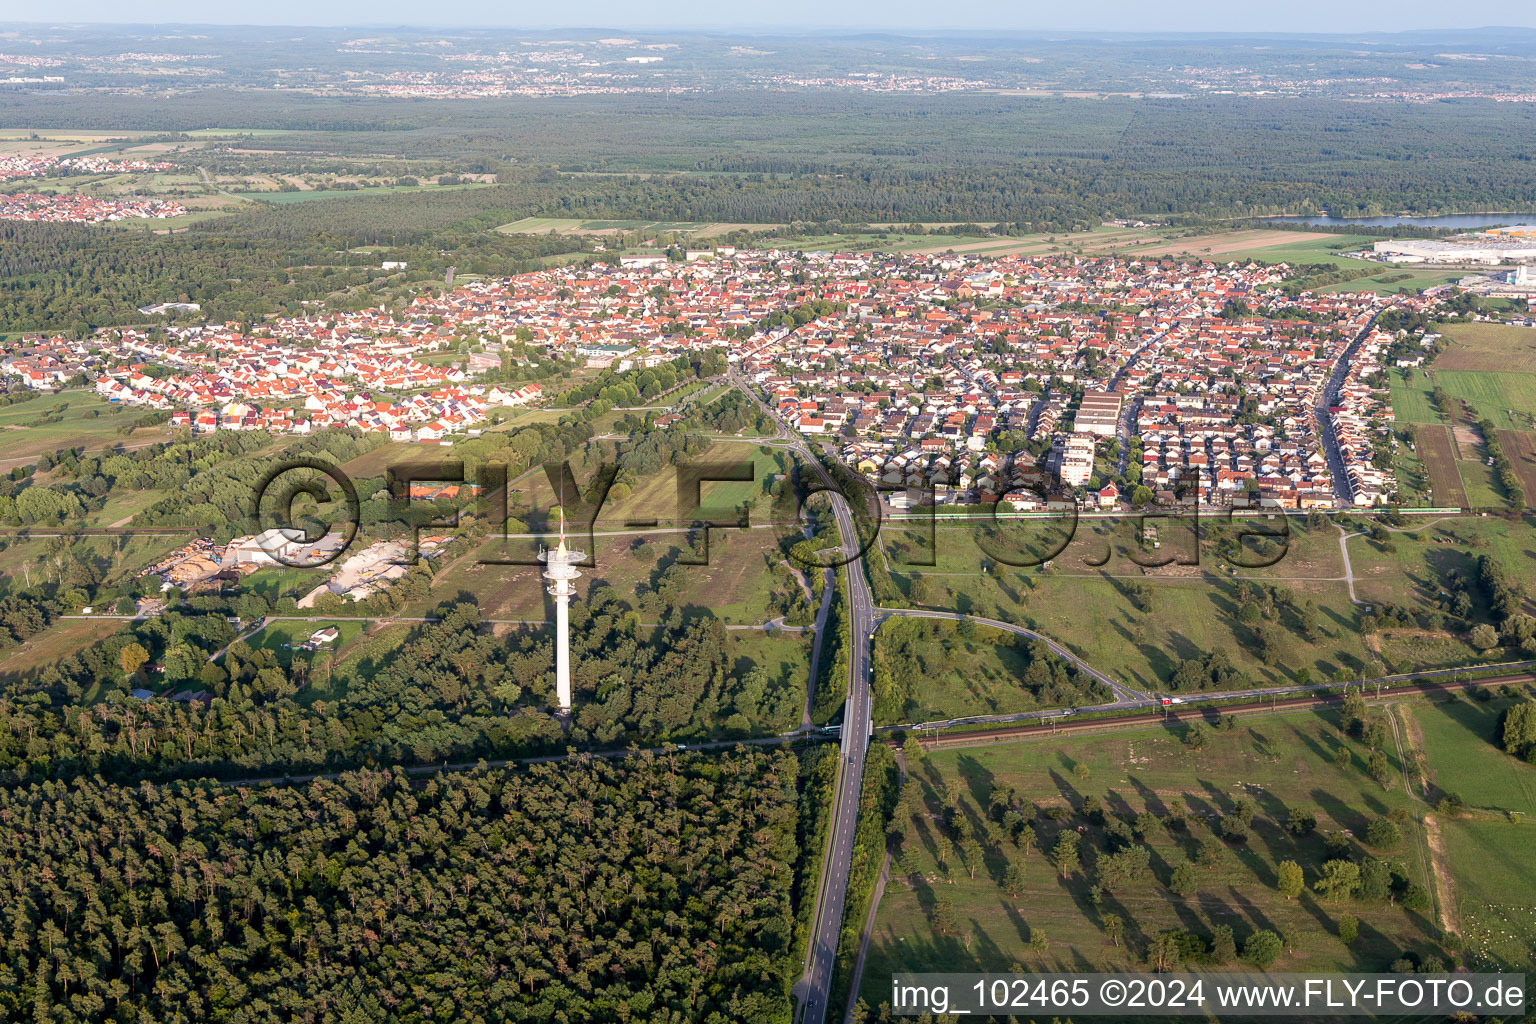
1267 213 1536 229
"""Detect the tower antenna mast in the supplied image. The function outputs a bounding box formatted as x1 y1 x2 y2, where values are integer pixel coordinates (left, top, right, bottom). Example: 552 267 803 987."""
540 481 583 715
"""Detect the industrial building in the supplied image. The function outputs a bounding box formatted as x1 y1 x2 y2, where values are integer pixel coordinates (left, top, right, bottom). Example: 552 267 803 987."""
1371 236 1536 265
1073 390 1123 436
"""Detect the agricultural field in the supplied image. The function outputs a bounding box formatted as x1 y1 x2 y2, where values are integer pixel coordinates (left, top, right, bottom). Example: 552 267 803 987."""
859 704 1445 1009
1407 695 1536 818
1109 229 1366 262
1388 369 1440 425
1432 369 1536 432
485 408 571 429
81 486 182 529
1412 425 1469 509
1439 822 1536 972
240 566 325 605
1496 430 1536 499
496 217 778 238
1455 456 1507 510
487 221 1438 278
336 439 445 482
319 621 416 695
0 528 187 601
1319 269 1466 295
0 392 175 469
1390 442 1434 506
406 520 800 626
256 181 491 204
1083 229 1396 274
1434 321 1536 374
0 616 126 678
610 442 788 525
509 440 791 531
1403 692 1536 971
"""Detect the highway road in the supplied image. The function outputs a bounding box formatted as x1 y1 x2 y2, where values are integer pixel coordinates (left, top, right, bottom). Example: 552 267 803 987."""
730 359 873 1024
796 471 876 1024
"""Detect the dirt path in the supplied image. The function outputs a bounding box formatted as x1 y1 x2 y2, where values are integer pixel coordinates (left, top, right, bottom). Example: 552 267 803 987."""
1400 707 1430 797
842 852 891 1023
1389 705 1460 937
1421 813 1461 937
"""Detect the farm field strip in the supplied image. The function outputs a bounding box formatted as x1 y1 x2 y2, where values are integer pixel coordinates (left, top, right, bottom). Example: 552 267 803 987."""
1415 425 1468 509
1497 430 1536 500
1432 370 1536 432
1435 321 1536 374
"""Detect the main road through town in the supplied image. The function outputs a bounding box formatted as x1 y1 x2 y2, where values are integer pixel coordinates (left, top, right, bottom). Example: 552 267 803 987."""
1315 306 1389 506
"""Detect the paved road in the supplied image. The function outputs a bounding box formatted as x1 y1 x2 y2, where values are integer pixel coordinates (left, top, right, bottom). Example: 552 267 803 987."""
1337 524 1368 605
1107 330 1161 478
841 743 905 1023
1315 308 1388 505
731 359 872 1024
797 474 875 1024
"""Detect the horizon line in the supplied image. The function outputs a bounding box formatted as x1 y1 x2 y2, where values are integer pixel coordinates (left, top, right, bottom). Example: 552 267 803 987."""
4 20 1536 37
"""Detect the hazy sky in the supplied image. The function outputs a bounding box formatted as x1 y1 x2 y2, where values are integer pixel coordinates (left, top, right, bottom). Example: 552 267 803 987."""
6 1 1534 34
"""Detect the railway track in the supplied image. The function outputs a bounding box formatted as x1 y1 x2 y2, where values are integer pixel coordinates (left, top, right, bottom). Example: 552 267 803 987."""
904 673 1533 750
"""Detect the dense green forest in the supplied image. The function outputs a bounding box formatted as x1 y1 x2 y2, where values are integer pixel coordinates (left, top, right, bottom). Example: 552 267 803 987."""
4 90 1535 331
0 590 808 782
0 751 812 1023
173 92 1536 230
8 92 1535 220
0 220 589 332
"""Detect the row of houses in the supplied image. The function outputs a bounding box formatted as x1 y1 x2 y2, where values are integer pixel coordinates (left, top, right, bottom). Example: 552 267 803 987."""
0 192 186 223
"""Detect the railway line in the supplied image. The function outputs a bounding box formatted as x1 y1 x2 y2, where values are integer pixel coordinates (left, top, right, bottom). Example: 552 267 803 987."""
903 672 1531 751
